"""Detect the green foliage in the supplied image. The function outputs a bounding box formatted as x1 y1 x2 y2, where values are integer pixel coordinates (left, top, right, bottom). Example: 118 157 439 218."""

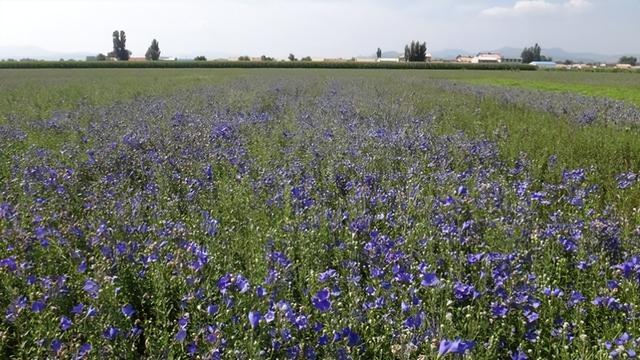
521 43 552 63
108 30 131 61
288 53 297 62
0 61 536 70
145 39 161 61
194 56 207 61
301 56 312 61
619 56 638 66
96 53 107 61
237 56 251 61
260 55 274 61
404 40 427 62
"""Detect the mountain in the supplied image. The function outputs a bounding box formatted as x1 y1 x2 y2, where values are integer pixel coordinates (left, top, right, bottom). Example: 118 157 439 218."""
0 46 94 60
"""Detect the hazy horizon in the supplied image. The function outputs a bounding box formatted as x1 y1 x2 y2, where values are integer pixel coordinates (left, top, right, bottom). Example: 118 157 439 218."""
1 0 638 59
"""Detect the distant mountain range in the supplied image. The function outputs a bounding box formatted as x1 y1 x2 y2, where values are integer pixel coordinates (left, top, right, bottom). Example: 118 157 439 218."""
370 47 640 63
0 46 94 60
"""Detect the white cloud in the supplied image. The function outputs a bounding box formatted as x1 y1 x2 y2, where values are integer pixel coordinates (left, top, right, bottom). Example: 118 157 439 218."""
480 0 591 17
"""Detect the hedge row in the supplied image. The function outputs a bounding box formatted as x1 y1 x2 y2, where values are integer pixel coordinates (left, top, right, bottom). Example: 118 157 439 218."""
0 61 536 71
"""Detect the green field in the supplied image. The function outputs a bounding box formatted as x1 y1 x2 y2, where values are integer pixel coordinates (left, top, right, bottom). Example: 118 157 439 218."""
2 68 640 358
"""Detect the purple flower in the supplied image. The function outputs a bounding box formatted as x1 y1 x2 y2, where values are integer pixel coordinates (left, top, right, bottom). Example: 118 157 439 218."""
312 288 332 312
121 304 136 318
175 329 187 342
248 310 261 329
491 302 509 318
453 281 480 301
51 339 63 354
523 309 539 323
512 350 528 360
207 304 219 316
186 342 198 356
31 300 46 313
71 303 84 315
421 272 440 287
318 269 337 282
76 343 91 359
60 316 73 331
103 326 120 341
438 338 475 356
82 279 100 298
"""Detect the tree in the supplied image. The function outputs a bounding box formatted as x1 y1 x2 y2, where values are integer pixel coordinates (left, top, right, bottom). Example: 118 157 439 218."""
521 43 550 63
145 39 161 61
238 56 250 61
376 47 382 59
194 56 207 61
288 53 297 62
619 56 638 66
108 30 131 61
403 41 427 62
260 55 274 61
96 53 107 61
301 56 312 61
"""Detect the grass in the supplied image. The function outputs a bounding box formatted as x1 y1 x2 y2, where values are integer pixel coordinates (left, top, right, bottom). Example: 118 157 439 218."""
2 69 640 358
415 70 640 106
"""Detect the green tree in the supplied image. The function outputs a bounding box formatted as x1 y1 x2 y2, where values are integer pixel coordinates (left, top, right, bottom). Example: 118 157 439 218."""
619 56 638 66
194 56 207 61
260 55 274 61
404 41 427 61
288 53 297 62
301 56 312 61
96 53 107 61
108 30 131 61
238 56 250 61
521 43 545 63
376 47 382 59
145 39 161 61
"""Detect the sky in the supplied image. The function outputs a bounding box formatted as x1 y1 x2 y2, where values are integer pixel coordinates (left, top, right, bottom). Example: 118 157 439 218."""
0 0 638 59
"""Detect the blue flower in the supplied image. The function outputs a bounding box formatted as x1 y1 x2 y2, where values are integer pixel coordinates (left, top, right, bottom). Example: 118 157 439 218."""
312 288 332 312
248 310 261 329
82 279 100 298
121 304 135 318
438 338 475 356
59 316 73 331
421 272 439 287
103 326 120 341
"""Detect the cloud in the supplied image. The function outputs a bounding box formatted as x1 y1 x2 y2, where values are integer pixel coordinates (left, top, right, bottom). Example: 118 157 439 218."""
480 0 591 17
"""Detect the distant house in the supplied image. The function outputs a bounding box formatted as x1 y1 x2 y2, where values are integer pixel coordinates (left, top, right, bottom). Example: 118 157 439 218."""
425 53 432 62
616 64 632 70
378 58 400 63
472 52 502 63
356 58 376 63
529 61 557 69
502 58 522 63
456 55 474 63
159 57 177 61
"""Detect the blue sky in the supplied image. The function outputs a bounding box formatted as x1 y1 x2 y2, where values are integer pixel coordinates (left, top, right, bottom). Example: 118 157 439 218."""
0 0 637 58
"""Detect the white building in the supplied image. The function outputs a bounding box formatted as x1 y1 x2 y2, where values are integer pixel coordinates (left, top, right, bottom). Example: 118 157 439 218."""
377 58 400 63
456 55 474 63
472 53 502 63
529 61 557 69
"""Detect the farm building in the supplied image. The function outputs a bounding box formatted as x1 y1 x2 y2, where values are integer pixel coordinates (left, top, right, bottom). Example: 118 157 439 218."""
456 55 474 63
377 58 400 63
529 61 557 69
616 64 633 70
472 53 502 63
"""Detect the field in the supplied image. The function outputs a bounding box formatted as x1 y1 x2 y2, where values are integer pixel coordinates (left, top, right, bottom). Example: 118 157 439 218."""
1 69 640 359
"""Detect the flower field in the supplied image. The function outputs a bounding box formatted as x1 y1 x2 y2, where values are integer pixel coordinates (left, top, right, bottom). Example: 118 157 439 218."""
1 70 640 359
